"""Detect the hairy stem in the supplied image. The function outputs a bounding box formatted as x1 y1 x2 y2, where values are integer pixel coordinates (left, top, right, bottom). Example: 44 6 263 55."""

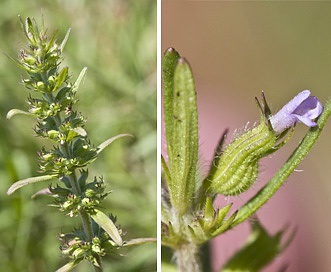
175 243 201 272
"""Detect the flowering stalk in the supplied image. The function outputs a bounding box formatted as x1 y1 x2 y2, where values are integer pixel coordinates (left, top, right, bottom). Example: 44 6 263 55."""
230 94 329 228
6 16 154 272
161 48 328 271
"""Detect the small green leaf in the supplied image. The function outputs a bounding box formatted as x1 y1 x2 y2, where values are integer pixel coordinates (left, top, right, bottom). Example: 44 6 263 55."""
25 17 38 44
73 127 87 137
211 211 237 237
45 28 59 52
97 134 132 155
91 209 123 246
78 170 89 187
214 204 233 227
66 127 87 142
204 197 215 222
6 109 32 119
52 67 69 92
55 261 77 272
7 175 56 195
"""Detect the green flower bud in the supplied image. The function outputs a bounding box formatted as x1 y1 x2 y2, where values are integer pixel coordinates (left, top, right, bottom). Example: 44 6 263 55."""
47 129 59 139
208 121 276 196
206 93 289 196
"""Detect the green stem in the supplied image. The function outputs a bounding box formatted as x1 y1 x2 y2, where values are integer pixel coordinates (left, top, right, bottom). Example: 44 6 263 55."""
230 97 331 228
67 169 103 270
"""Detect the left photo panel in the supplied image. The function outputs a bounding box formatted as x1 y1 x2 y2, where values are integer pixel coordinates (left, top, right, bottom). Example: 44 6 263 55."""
0 1 157 271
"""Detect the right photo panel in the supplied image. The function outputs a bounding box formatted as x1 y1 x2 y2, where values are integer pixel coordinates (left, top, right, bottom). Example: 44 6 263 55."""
161 2 331 271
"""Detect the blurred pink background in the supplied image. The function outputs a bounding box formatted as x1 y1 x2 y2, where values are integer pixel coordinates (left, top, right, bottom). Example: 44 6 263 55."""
162 2 331 271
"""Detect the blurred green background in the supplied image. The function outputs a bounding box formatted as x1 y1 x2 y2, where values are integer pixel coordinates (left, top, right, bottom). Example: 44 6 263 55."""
162 1 331 272
0 0 156 271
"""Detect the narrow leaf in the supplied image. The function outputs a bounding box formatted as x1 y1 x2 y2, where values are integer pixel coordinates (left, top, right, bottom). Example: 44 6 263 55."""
55 261 77 272
52 66 68 92
167 56 199 216
45 29 59 52
72 67 87 93
3 53 26 70
31 187 52 199
204 197 215 223
60 28 71 52
123 237 156 247
6 109 31 119
7 175 56 195
163 47 180 149
214 203 233 227
91 209 123 246
212 210 237 237
97 134 132 155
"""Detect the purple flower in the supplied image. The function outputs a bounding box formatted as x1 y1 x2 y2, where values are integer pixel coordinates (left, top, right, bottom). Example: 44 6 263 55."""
269 90 323 134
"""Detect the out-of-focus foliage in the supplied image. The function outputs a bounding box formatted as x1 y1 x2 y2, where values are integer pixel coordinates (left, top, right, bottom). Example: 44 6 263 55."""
0 1 156 271
221 218 293 272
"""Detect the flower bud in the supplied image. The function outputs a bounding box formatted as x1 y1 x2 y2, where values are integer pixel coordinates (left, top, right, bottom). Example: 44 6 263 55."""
207 92 285 196
207 120 277 196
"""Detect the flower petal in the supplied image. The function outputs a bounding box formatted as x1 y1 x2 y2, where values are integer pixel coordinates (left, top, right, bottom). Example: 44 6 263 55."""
293 96 322 117
293 114 317 127
269 90 323 134
280 90 311 115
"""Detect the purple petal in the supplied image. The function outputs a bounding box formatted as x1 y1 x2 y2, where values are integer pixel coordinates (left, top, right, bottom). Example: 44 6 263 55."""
269 90 323 134
293 96 323 119
293 114 317 127
279 90 311 115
